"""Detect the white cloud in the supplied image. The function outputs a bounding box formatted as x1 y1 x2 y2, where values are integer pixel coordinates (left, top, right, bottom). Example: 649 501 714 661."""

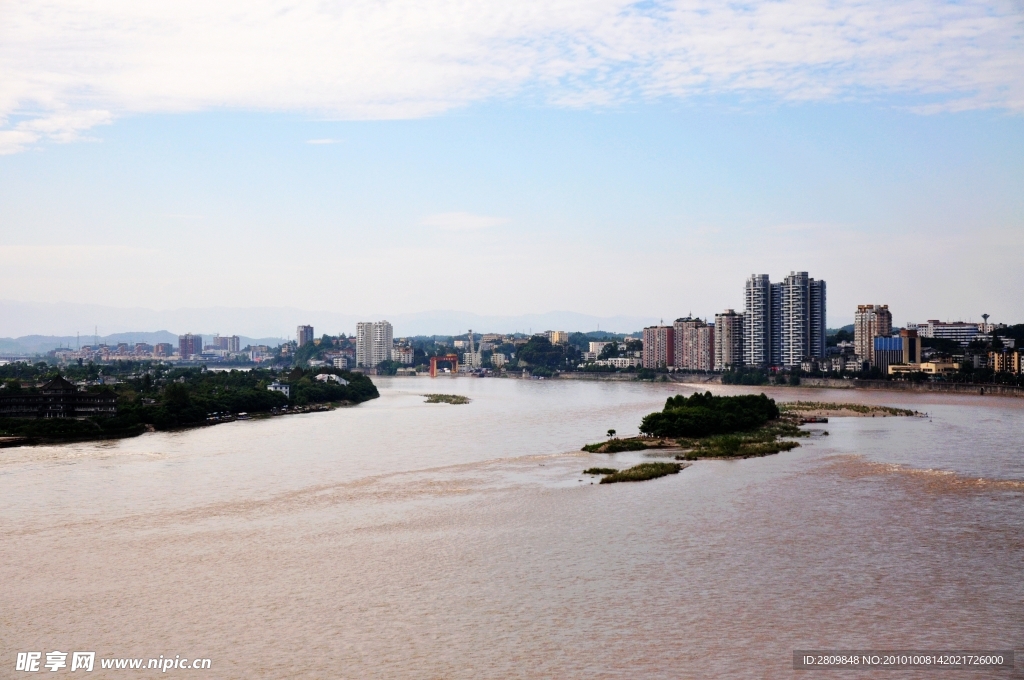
420 212 510 231
0 110 112 155
0 0 1021 151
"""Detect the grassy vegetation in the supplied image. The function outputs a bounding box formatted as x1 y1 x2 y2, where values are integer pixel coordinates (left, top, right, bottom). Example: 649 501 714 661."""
580 438 653 453
675 418 808 460
639 392 780 438
584 467 618 475
424 394 470 404
599 462 683 484
779 401 918 416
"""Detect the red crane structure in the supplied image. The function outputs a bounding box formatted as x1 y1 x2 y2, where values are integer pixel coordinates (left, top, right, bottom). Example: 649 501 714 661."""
429 354 459 377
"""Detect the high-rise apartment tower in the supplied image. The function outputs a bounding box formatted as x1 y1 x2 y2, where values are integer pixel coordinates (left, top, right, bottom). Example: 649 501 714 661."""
714 310 744 371
854 305 892 365
744 271 826 368
178 333 202 359
296 325 314 348
356 321 394 368
673 318 715 371
642 326 674 369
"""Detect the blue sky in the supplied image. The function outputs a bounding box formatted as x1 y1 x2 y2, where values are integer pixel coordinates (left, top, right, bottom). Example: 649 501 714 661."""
1 0 1022 334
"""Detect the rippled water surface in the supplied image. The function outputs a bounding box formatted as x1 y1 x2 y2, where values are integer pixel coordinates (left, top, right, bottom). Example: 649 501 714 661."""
2 378 1022 678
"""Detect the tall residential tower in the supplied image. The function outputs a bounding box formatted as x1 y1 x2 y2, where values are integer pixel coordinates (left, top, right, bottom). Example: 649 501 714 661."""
356 321 394 368
743 271 826 368
714 310 744 371
854 304 892 365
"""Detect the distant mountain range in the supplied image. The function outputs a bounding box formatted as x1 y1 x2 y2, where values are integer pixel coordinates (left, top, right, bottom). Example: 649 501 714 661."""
0 300 658 354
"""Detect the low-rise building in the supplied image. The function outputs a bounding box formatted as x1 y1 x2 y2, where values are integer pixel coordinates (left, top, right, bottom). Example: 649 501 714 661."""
267 381 290 398
908 320 979 346
873 330 920 374
315 374 349 385
0 376 117 419
491 353 507 367
392 346 415 365
888 361 959 376
595 357 641 368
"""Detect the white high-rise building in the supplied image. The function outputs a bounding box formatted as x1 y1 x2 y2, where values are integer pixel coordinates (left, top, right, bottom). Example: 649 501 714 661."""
780 271 826 368
744 271 826 368
743 274 772 367
356 321 394 368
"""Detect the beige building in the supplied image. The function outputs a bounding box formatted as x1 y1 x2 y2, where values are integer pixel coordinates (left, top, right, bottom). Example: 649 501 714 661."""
642 326 674 369
547 330 569 345
855 304 892 365
392 346 415 365
989 349 1021 374
888 361 959 376
713 309 743 371
673 318 714 371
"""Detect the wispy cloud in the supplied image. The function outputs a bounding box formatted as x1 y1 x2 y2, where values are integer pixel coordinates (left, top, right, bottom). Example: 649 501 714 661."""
0 110 112 155
421 212 510 231
0 0 1021 152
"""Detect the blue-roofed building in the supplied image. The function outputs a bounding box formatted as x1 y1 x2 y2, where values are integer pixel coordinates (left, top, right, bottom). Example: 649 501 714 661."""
874 330 920 374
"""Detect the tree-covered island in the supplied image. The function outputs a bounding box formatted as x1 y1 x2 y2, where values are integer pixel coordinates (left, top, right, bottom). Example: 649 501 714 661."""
584 392 919 462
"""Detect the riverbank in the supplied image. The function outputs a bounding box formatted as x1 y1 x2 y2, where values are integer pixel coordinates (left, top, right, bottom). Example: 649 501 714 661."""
0 401 356 448
556 371 1024 398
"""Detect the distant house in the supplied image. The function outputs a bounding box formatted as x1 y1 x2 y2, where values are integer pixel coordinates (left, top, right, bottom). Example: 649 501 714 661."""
267 381 290 398
315 374 349 385
0 376 117 419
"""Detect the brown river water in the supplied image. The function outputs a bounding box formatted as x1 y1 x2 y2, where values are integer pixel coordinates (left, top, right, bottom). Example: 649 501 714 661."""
2 378 1022 678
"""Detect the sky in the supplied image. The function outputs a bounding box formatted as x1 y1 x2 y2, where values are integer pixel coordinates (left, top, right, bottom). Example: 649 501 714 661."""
1 0 1022 335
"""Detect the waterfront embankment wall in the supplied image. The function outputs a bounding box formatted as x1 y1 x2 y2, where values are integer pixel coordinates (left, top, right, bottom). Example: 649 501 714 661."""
555 373 1024 398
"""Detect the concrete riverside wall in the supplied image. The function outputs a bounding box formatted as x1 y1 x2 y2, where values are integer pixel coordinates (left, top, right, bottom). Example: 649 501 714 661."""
800 377 1024 398
554 373 1024 397
555 372 639 381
